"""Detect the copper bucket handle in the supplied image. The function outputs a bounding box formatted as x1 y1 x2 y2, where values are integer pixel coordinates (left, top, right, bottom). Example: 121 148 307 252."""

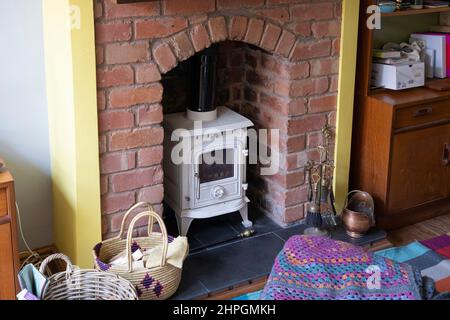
342 190 375 226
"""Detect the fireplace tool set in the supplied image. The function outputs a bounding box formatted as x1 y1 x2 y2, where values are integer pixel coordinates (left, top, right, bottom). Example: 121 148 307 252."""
303 125 338 237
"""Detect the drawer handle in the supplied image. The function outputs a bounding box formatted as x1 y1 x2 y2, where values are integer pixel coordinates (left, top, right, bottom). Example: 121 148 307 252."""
443 143 450 166
413 107 433 117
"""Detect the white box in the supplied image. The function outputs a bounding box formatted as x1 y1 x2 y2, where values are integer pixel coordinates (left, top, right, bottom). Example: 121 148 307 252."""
410 33 446 78
424 48 435 78
371 62 425 90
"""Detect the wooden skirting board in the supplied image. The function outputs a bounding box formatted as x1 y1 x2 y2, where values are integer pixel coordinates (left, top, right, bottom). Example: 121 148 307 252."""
201 276 268 301
19 245 58 262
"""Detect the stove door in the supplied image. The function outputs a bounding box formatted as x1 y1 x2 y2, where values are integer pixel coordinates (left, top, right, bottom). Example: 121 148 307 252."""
198 148 235 184
192 142 245 208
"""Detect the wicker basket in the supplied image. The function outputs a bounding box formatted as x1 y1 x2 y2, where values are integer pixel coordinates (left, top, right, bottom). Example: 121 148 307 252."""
39 254 137 300
93 202 187 300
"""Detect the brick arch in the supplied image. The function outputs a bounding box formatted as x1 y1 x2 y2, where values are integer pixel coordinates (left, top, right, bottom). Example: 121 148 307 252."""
151 15 297 75
149 14 325 229
95 0 341 238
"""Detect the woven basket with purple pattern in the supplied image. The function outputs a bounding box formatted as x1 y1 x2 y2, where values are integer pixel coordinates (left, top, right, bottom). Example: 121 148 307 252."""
93 203 188 300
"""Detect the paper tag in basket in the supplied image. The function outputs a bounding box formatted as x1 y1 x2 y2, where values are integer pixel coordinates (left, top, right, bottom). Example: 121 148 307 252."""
132 249 144 261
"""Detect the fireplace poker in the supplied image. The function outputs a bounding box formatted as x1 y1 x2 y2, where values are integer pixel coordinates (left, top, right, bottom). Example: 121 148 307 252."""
189 228 256 253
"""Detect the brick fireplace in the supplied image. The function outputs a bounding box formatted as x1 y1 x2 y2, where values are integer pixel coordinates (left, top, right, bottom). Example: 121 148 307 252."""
94 0 341 239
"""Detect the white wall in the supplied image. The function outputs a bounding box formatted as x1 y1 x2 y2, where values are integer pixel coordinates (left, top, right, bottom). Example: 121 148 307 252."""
0 0 53 250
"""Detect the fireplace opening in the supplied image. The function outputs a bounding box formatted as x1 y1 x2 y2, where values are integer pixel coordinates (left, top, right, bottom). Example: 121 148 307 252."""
94 3 342 297
161 41 298 249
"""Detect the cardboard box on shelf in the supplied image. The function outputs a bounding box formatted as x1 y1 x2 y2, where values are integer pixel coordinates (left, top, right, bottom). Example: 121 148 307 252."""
372 61 425 90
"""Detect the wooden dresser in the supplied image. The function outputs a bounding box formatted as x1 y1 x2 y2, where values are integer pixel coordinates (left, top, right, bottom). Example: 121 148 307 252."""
351 1 450 229
0 170 20 300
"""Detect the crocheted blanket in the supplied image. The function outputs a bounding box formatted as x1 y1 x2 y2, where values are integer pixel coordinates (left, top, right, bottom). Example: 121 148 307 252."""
261 236 433 300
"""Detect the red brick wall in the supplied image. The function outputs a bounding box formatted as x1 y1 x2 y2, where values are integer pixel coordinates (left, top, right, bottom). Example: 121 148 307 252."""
95 0 342 238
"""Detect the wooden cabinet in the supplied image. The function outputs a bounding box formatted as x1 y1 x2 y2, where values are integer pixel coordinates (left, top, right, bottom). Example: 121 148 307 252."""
351 92 450 229
0 171 20 300
389 123 450 214
351 1 450 229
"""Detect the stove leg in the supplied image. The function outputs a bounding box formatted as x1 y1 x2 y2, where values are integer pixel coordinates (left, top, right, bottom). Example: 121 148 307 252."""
176 215 194 237
239 204 253 228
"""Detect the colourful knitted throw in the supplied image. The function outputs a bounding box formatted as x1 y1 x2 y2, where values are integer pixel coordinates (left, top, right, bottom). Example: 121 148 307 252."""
261 236 430 300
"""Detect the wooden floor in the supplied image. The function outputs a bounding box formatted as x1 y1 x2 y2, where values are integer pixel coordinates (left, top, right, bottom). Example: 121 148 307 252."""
388 213 450 246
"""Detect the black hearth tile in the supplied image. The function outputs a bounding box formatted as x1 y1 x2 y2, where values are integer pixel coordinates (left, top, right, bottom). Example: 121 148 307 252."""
225 208 283 235
215 212 239 223
212 233 285 278
274 224 307 241
162 209 205 251
187 236 204 252
187 210 284 252
174 233 286 299
187 215 239 247
331 227 387 247
171 257 209 300
164 203 283 252
182 248 256 294
248 213 283 234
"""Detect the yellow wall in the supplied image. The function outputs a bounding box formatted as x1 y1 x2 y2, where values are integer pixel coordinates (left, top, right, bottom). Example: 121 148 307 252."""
41 0 359 266
43 0 101 267
334 0 360 210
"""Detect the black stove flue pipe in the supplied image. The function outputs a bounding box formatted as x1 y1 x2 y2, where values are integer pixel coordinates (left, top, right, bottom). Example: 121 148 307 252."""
187 46 218 120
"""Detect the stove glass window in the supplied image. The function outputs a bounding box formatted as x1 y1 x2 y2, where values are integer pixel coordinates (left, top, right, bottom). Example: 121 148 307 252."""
198 149 235 184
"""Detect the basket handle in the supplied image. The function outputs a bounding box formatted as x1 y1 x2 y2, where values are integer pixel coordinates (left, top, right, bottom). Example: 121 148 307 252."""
342 190 375 226
126 211 168 272
39 253 74 278
116 202 156 240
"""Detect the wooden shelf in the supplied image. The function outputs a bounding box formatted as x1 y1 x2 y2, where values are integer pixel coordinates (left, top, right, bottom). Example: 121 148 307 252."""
382 7 450 17
369 85 450 107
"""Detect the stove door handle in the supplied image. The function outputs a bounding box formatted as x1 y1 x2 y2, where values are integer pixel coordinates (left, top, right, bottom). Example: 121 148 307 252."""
194 172 201 199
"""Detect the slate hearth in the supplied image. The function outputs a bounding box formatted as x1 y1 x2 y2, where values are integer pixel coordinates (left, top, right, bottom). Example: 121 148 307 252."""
164 205 284 252
165 209 387 300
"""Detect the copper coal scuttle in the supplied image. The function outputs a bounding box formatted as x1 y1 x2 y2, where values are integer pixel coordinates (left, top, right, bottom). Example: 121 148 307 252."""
341 190 375 238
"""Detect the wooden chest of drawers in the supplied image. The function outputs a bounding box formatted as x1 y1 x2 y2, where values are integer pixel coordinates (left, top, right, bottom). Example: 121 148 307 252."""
0 171 20 300
351 89 450 229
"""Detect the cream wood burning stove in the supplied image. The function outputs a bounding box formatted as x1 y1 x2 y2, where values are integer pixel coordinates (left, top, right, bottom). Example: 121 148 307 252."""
163 47 254 236
163 106 254 236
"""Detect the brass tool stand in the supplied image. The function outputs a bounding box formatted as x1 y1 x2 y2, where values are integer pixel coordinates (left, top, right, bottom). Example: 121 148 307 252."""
303 125 337 237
